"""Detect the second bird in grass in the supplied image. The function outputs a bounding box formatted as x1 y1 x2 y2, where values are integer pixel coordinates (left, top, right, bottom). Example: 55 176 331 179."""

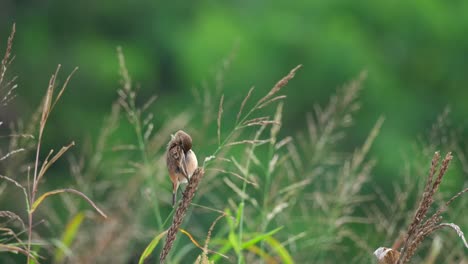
166 130 198 207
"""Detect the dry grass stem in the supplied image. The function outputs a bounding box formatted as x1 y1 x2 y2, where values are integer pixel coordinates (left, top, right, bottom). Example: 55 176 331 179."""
0 210 26 229
0 175 28 200
270 102 283 143
207 168 258 186
37 142 75 184
224 139 271 147
0 24 15 86
0 244 39 263
257 95 287 109
242 117 270 125
236 86 254 123
0 148 25 161
257 64 302 106
193 213 228 264
223 177 249 200
203 213 226 252
438 223 468 249
30 188 107 218
217 94 224 145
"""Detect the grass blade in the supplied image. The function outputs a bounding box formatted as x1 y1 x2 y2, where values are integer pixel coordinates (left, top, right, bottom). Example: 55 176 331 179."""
138 230 168 264
241 227 283 249
53 212 85 262
31 188 107 218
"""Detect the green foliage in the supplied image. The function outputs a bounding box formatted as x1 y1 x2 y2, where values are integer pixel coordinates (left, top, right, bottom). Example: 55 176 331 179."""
138 230 168 264
210 209 291 263
0 2 468 263
53 212 85 263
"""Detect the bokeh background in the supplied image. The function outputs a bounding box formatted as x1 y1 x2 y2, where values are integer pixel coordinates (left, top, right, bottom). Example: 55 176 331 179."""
1 0 467 263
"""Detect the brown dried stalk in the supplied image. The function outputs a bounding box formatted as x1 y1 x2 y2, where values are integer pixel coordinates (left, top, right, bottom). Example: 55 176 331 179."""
25 65 106 263
236 86 254 124
0 24 15 86
375 152 467 264
395 152 468 263
0 210 26 229
257 64 302 106
397 152 450 262
194 213 227 264
159 168 205 263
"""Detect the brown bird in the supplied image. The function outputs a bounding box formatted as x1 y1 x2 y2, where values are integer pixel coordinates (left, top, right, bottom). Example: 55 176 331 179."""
166 130 198 207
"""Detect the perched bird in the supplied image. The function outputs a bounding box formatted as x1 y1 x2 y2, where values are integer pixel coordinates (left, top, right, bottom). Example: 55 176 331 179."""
166 130 198 207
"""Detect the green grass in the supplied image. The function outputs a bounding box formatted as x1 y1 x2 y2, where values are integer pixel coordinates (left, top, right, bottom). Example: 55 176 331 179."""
0 24 467 264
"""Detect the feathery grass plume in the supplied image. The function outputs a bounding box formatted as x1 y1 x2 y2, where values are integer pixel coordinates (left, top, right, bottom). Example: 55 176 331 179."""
257 65 301 107
116 46 166 227
372 152 468 264
160 168 204 263
0 210 26 229
190 43 237 130
0 26 35 261
0 24 24 169
203 65 302 262
0 25 108 262
199 65 302 245
53 98 128 263
368 108 468 263
0 24 15 92
202 65 302 177
296 71 366 164
397 152 449 263
22 65 107 263
62 47 191 263
284 72 383 262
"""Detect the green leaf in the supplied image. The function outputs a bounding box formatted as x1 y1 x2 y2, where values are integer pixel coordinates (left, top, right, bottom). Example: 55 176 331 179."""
264 235 294 264
210 239 234 262
53 212 85 262
241 227 283 249
138 230 168 264
236 202 244 224
228 231 240 254
225 208 235 230
244 244 272 261
211 227 286 262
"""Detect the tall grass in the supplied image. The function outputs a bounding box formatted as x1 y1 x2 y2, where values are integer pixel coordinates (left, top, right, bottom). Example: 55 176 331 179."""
0 25 467 264
0 24 107 263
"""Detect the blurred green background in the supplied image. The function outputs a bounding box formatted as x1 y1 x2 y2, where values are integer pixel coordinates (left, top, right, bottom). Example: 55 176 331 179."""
1 0 468 263
2 0 468 148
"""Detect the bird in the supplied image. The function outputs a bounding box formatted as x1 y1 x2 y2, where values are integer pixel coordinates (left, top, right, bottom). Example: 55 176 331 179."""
166 130 198 207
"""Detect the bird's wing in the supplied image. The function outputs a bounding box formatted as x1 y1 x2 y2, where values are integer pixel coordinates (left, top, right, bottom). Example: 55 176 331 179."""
168 145 185 175
180 151 189 178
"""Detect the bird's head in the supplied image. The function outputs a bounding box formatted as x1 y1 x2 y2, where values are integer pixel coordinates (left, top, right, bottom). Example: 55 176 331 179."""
174 130 192 152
